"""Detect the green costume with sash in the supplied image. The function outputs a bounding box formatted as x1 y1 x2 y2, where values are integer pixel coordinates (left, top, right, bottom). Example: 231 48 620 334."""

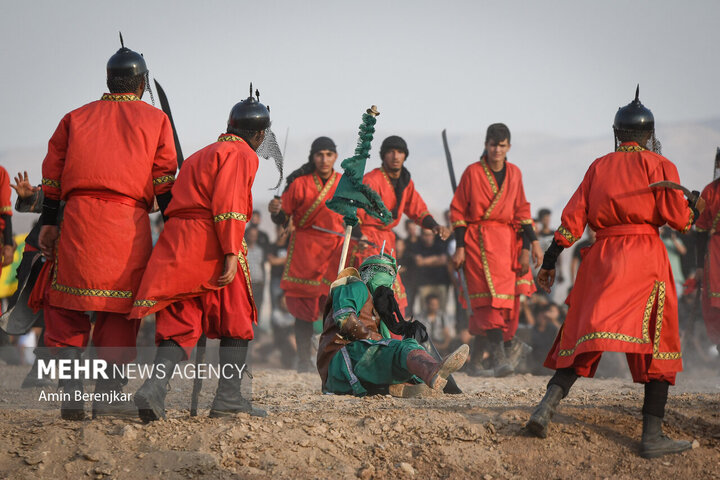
317 255 425 395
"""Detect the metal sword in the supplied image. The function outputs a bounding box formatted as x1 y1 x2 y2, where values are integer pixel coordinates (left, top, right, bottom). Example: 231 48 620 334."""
311 225 381 249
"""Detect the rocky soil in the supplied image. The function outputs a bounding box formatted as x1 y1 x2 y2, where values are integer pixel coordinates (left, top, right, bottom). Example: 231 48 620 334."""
0 363 718 479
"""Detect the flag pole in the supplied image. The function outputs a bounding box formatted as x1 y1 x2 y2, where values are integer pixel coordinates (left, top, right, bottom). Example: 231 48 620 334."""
337 225 354 273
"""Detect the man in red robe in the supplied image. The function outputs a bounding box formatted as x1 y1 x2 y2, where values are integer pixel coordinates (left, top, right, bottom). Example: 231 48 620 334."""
450 124 541 377
130 91 273 422
268 137 344 372
527 88 701 459
37 41 177 420
0 166 15 266
696 174 720 352
353 136 450 314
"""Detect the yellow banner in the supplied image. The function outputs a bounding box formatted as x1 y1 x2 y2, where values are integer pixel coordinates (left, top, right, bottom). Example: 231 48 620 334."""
0 233 28 298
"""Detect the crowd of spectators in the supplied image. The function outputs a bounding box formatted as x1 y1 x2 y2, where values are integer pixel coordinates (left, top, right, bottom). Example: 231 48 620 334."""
237 204 716 376
1 201 715 377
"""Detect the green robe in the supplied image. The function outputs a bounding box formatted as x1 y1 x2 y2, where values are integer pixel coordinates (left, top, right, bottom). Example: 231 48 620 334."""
324 280 424 396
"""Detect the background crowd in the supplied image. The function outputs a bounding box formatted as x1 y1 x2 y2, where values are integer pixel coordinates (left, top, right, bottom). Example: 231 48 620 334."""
0 195 715 379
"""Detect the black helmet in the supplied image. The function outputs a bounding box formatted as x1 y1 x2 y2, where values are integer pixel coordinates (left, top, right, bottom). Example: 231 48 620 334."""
106 32 147 78
227 83 271 133
613 85 654 132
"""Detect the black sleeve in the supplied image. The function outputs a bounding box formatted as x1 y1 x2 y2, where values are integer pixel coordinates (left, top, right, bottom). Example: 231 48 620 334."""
521 233 530 249
39 197 60 226
1 214 12 246
696 231 708 269
541 239 565 270
15 189 43 213
521 223 538 243
421 215 439 230
454 226 467 248
690 206 700 225
156 191 173 221
271 210 289 226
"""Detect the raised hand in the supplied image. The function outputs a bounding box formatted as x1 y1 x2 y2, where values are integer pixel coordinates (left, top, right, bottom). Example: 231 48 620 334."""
10 171 39 199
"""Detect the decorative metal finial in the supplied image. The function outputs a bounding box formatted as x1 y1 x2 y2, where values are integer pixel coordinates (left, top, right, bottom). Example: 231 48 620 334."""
255 89 260 102
366 105 380 117
635 84 640 102
249 82 253 98
119 31 125 48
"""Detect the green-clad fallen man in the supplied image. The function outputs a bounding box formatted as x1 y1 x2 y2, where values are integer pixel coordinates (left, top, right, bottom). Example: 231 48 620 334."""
317 253 469 396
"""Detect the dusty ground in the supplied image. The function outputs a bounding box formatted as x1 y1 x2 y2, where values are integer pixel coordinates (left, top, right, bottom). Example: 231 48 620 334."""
0 361 719 480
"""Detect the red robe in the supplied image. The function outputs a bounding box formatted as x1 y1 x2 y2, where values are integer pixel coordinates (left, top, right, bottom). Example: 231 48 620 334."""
130 133 257 326
0 166 12 230
697 179 720 344
450 159 533 319
280 172 344 320
41 93 176 313
354 167 433 311
544 143 694 380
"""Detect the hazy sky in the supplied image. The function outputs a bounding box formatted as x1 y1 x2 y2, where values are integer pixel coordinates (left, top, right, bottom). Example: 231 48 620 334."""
1 0 719 155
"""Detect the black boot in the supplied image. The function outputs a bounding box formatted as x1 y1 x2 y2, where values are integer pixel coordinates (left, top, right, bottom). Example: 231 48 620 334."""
487 329 513 377
640 414 692 458
466 335 492 377
294 319 314 373
526 385 563 438
209 338 266 418
92 366 137 419
21 332 55 388
505 338 532 371
134 340 184 423
639 380 691 458
527 368 577 438
58 347 85 421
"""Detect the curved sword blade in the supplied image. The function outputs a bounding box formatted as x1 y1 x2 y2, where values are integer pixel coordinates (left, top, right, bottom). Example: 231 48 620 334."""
648 181 693 199
154 79 184 168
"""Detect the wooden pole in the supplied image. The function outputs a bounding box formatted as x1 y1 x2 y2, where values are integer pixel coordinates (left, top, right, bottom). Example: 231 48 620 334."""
337 224 353 274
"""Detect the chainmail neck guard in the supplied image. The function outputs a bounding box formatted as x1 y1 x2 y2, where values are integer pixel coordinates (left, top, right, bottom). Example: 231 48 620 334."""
256 127 284 189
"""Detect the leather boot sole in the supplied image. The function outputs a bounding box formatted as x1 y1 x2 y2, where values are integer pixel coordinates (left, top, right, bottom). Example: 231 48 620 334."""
640 439 692 459
429 344 469 392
